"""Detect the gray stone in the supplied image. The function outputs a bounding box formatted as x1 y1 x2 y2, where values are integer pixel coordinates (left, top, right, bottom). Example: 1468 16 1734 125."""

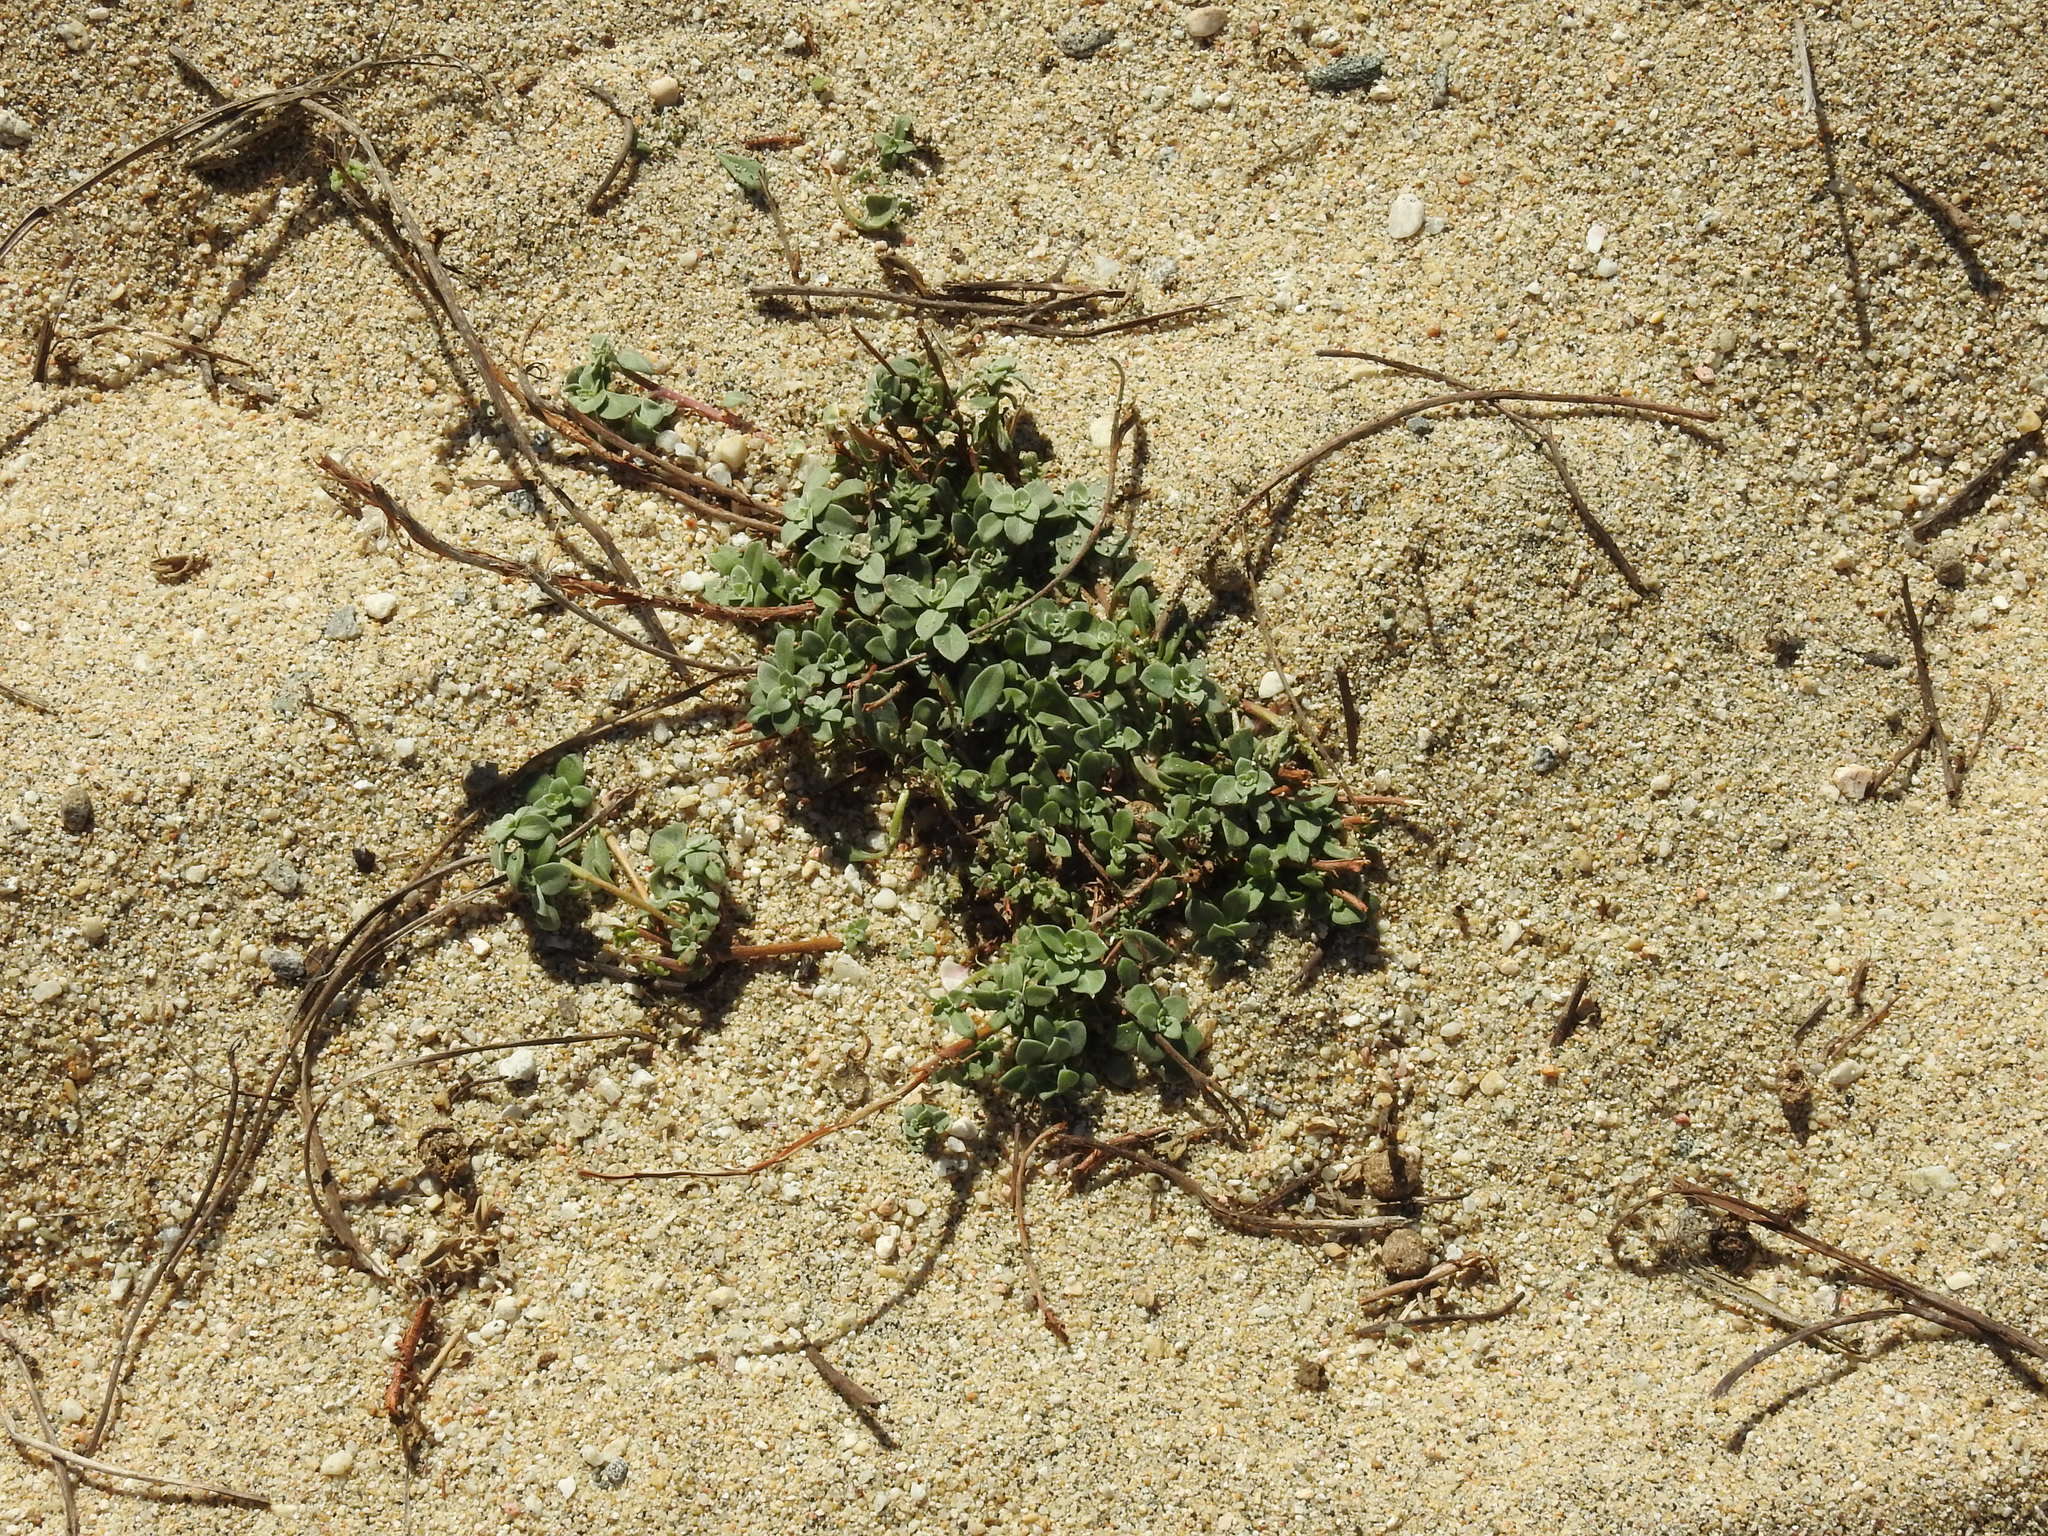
262 856 302 896
594 1459 629 1490
58 785 94 834
0 108 30 148
1055 20 1115 59
323 606 362 641
1529 744 1561 775
262 946 308 984
1307 53 1385 93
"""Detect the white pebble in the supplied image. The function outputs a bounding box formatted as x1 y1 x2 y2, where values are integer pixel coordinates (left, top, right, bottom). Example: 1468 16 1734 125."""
29 978 65 1004
1256 670 1286 700
392 736 419 765
1831 763 1875 802
870 888 900 912
1387 193 1425 241
1904 1165 1960 1197
1585 223 1607 255
497 1047 539 1083
711 432 751 473
1595 256 1620 279
1648 771 1674 796
647 74 682 109
0 108 31 149
706 1285 738 1310
1437 1018 1467 1044
1823 1059 1866 1089
491 1294 525 1322
1185 6 1227 39
360 592 398 623
320 1448 356 1478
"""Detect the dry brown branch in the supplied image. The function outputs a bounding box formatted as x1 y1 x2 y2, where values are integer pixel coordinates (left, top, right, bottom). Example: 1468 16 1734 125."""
1885 169 2002 298
1791 19 1873 352
1710 1307 1907 1399
582 84 639 214
1011 1123 1072 1346
0 1332 79 1535
1323 349 1657 595
1670 1179 2048 1368
1909 431 2041 541
1898 576 1959 799
1049 1133 1407 1239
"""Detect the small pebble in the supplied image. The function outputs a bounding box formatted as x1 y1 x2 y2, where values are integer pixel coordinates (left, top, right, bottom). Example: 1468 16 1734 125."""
30 978 65 1005
1380 1228 1434 1282
594 1459 629 1490
1648 772 1674 796
1823 1059 1865 1089
2017 406 2042 436
1055 20 1115 59
1306 54 1384 93
79 916 108 946
360 591 398 623
711 432 751 473
1904 1165 1959 1196
1387 193 1425 241
59 784 94 834
323 606 362 641
1528 744 1560 775
320 1448 356 1478
262 947 308 984
497 1047 540 1083
647 74 682 109
393 736 420 765
1831 764 1875 802
1256 670 1286 700
1184 6 1227 40
262 856 302 896
1585 223 1608 255
1595 256 1620 280
706 1285 738 1310
1294 1357 1329 1392
0 108 31 149
1477 1068 1507 1097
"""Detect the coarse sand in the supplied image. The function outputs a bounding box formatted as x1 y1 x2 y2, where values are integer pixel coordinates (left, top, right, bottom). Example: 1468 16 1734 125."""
2 2 2046 1533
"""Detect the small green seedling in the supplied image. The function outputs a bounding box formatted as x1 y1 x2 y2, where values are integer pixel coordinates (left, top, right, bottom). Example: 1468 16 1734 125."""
715 150 766 197
849 190 908 237
900 1102 954 1151
327 159 374 194
563 335 676 446
873 114 919 172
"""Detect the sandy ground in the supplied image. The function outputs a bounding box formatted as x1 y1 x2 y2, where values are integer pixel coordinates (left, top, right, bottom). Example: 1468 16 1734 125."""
2 1 2047 1532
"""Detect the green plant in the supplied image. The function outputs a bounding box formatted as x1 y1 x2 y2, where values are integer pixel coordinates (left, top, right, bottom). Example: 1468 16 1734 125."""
899 1102 954 1151
562 336 676 446
708 356 1371 1101
872 114 919 172
714 149 766 196
327 158 374 194
849 190 908 237
484 755 735 974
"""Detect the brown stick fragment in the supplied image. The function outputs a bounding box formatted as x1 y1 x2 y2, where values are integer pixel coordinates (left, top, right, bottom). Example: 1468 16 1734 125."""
1957 685 2001 787
1897 576 1958 799
1884 169 2003 298
1865 720 1934 795
1321 350 1658 595
1549 974 1593 1049
1910 432 2041 540
1049 1133 1404 1238
384 1295 435 1418
1670 1178 2048 1365
0 679 58 714
1011 1123 1071 1346
802 1343 893 1447
1710 1307 1906 1399
582 84 640 214
1846 958 1870 1011
1823 993 1895 1063
1790 995 1831 1044
1792 20 1873 353
1358 1291 1524 1335
1334 666 1361 760
0 1332 79 1535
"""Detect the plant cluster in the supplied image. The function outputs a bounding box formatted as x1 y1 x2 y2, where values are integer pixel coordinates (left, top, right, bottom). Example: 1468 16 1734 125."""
484 755 730 974
562 336 676 447
708 355 1370 1099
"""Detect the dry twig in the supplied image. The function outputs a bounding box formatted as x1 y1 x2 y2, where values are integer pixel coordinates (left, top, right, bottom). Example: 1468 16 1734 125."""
1791 19 1873 352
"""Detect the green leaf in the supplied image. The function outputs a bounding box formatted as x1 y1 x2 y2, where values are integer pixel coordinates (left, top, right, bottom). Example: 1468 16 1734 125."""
962 662 1007 723
715 150 765 194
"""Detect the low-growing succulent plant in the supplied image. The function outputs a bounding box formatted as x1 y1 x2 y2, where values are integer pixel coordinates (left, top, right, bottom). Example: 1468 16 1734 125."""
563 336 676 446
708 354 1372 1100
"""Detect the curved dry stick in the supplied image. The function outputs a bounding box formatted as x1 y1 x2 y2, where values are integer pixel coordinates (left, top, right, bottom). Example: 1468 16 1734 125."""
1171 384 1716 634
1709 1307 1907 1400
579 1024 997 1182
1011 1122 1071 1346
0 1332 79 1535
0 57 460 265
1 1428 267 1506
1321 349 1658 595
1050 1133 1407 1239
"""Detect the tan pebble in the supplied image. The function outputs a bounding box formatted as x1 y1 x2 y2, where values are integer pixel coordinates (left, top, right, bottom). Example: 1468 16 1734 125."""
1185 6 1227 39
712 432 751 473
648 74 682 109
1831 763 1875 801
1380 1227 1433 1282
2018 407 2042 436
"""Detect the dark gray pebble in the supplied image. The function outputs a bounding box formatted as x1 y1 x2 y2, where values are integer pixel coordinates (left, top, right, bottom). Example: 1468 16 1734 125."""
262 946 308 984
1055 20 1115 59
1530 744 1561 774
59 785 94 835
1307 54 1384 93
323 606 362 641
